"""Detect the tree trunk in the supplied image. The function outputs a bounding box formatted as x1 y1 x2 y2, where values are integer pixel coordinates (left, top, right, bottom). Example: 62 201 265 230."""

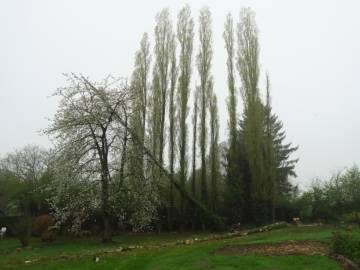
168 173 174 231
101 164 112 242
102 213 111 243
271 200 275 223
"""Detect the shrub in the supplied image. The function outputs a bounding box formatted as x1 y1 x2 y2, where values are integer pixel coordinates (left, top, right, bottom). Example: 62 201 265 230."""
41 230 56 242
342 212 360 225
32 214 54 236
0 216 21 236
331 230 360 265
13 217 32 247
32 215 57 242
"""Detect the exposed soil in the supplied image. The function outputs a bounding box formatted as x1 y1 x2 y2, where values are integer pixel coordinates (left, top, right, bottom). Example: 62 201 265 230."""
215 241 360 270
215 240 329 256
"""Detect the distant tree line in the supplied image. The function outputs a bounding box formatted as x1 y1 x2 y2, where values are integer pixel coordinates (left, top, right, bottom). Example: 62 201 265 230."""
0 6 299 242
293 166 360 222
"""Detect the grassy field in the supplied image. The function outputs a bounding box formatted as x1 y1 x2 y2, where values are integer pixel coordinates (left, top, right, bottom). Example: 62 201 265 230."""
0 226 353 269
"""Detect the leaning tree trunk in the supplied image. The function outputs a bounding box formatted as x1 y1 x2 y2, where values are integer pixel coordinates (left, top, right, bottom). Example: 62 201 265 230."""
116 111 224 230
84 77 225 231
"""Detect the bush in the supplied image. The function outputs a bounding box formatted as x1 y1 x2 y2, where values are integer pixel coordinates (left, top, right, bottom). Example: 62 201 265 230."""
0 216 22 236
342 212 360 225
331 229 360 265
32 214 54 236
13 217 32 247
41 230 56 242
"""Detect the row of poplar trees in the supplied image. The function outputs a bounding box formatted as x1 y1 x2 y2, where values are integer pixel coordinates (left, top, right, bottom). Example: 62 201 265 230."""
128 6 298 230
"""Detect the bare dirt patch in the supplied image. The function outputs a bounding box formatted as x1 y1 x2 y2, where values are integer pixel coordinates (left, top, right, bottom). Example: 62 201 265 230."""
215 240 329 256
215 241 360 269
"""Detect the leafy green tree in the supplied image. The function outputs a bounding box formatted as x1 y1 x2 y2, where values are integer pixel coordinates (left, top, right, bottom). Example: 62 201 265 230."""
0 145 51 216
295 166 360 222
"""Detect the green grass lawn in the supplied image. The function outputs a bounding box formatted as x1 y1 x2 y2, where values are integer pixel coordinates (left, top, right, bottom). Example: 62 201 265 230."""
0 226 352 269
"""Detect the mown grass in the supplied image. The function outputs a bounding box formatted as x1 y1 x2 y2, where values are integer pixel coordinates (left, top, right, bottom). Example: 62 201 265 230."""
0 226 352 270
0 232 211 266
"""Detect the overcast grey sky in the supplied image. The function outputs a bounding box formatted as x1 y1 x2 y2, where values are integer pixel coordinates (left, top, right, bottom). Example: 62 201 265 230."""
1 0 359 189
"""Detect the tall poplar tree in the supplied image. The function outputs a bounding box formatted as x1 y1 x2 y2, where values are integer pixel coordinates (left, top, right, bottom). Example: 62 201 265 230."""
237 8 267 223
149 72 162 183
130 33 151 182
191 89 199 197
197 6 213 206
190 88 199 229
168 34 177 229
209 89 220 212
153 8 173 166
223 13 237 156
223 13 241 203
177 5 194 221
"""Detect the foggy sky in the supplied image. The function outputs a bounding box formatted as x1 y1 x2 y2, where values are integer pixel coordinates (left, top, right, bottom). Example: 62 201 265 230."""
1 0 360 189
